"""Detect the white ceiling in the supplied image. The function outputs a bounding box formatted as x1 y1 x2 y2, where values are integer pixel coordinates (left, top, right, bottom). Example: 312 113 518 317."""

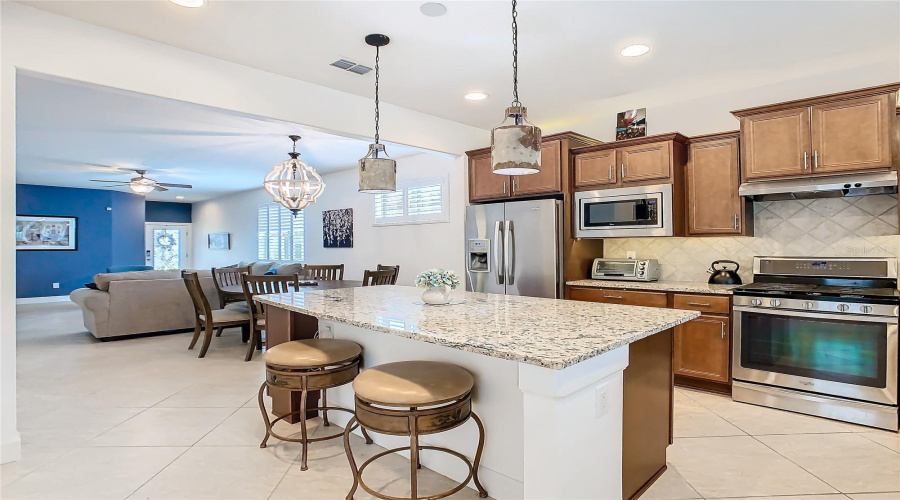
15 74 424 202
19 1 900 132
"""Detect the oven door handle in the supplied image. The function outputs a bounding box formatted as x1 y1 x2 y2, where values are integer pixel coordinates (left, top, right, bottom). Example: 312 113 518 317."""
733 305 898 323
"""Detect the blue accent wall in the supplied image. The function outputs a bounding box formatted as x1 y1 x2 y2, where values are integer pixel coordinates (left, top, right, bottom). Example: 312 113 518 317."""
16 185 145 298
145 201 192 223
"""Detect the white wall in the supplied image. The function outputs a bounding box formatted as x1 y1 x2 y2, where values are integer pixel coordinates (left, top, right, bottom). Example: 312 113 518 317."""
192 153 465 286
0 3 485 464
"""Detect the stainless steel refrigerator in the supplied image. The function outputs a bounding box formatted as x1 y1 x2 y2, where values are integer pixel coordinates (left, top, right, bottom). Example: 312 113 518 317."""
465 199 563 299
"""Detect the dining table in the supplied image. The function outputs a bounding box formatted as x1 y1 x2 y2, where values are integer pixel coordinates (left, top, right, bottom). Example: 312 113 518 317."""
224 279 364 423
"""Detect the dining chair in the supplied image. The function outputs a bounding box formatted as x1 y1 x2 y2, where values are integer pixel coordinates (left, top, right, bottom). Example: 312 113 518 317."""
362 269 396 287
241 274 301 362
304 264 345 281
376 264 400 285
183 272 251 358
212 265 252 308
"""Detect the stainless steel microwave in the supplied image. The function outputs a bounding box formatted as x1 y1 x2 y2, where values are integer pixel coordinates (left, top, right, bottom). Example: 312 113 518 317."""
574 184 674 238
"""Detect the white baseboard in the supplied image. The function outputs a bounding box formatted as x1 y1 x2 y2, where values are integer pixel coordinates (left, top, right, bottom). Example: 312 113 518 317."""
16 296 72 305
1 433 22 464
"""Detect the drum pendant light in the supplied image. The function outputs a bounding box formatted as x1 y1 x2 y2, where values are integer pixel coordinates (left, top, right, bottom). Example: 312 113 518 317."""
263 135 326 216
491 0 541 176
358 34 397 193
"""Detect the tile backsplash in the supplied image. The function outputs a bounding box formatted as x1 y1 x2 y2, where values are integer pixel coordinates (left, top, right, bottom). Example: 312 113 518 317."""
602 194 900 283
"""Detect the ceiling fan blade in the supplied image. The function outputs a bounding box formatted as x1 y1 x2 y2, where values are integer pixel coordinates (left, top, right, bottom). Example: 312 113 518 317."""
156 183 193 189
90 180 131 185
154 186 169 192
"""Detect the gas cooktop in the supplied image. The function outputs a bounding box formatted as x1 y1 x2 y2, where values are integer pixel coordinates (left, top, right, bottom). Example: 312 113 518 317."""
733 282 900 300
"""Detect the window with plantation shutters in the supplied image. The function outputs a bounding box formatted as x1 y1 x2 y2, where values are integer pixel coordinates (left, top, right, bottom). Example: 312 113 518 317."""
373 176 450 226
257 203 305 261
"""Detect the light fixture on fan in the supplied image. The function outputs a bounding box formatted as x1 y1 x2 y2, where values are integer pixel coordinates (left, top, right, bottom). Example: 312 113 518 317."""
263 135 325 216
358 34 397 193
490 0 541 176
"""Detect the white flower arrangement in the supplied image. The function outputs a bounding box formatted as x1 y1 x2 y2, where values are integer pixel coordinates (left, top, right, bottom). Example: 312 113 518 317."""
415 269 461 289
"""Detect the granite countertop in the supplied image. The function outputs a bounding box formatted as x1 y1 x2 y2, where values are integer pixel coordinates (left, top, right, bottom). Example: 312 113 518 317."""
255 286 698 370
566 279 740 295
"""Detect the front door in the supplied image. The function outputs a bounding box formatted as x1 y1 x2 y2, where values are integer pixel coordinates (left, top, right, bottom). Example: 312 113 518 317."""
145 223 192 270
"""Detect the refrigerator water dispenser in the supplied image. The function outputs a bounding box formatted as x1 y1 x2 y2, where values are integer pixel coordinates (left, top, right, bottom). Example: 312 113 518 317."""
467 239 490 272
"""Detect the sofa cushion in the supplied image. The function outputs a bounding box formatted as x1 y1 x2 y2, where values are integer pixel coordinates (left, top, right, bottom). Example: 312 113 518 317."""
271 263 305 276
250 262 275 275
93 270 181 291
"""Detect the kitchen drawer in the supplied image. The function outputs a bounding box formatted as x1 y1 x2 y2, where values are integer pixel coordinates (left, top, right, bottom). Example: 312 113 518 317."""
672 294 730 315
570 287 668 308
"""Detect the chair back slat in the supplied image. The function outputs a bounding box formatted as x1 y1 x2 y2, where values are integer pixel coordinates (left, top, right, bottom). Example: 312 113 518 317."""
183 272 213 320
362 269 395 287
376 264 400 285
241 274 301 317
304 264 345 281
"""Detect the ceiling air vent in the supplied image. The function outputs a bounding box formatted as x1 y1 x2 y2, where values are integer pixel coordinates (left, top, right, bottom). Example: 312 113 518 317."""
330 58 372 75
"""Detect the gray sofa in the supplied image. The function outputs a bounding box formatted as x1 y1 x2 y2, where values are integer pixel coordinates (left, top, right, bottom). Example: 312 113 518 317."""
70 270 218 340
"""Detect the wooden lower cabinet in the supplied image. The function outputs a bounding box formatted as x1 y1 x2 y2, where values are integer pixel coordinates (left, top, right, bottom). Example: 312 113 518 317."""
567 287 667 307
674 314 730 383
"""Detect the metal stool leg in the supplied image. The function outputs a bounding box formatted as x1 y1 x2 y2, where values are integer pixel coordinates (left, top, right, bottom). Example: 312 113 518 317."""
299 380 309 471
322 389 330 427
343 417 361 500
471 412 489 498
409 415 419 499
257 382 271 449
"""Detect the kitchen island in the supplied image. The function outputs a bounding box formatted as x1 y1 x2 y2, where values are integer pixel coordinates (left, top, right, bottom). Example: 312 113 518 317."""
256 286 698 500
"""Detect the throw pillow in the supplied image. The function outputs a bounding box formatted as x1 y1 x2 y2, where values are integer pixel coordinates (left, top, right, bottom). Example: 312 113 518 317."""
84 283 100 290
263 268 277 275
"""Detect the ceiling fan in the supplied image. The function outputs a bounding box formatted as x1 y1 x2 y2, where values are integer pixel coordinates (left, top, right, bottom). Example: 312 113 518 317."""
90 169 192 195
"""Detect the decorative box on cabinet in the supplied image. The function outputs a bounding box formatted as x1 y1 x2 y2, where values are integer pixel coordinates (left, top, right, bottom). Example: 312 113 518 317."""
686 131 752 236
571 133 688 190
733 83 900 181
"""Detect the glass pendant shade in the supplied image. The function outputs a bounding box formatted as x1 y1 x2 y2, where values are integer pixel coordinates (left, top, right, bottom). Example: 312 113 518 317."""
263 151 325 214
358 143 397 193
491 106 542 175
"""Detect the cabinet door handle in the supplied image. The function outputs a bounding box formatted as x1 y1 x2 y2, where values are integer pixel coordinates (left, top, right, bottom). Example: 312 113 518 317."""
512 178 517 193
621 163 626 178
813 150 819 169
503 181 508 194
604 294 624 299
721 321 726 339
608 165 613 180
803 152 809 170
687 301 711 307
734 214 739 230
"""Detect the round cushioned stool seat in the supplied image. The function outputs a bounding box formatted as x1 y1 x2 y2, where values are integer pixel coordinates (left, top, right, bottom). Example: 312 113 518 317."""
264 339 362 369
353 361 475 407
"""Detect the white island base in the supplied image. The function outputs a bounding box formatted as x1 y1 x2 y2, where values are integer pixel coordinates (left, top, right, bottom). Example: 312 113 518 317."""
320 321 629 500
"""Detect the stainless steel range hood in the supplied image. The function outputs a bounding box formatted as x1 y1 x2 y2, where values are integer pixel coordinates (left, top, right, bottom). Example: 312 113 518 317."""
739 171 898 201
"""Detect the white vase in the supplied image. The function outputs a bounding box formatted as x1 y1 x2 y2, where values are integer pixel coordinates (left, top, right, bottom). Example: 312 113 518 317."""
421 285 452 305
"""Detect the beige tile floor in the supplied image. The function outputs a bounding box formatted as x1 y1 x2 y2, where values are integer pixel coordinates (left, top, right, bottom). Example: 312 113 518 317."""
2 302 899 500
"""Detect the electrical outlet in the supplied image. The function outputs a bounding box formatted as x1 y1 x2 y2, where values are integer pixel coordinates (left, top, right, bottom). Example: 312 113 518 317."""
626 251 637 260
319 324 334 339
595 384 610 418
52 282 60 289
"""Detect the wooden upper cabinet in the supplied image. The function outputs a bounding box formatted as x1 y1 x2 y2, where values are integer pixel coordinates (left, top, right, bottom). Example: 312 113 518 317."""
575 149 617 187
468 153 508 202
733 83 900 181
740 107 810 180
513 140 562 196
620 141 672 183
687 133 750 235
811 93 893 174
674 314 730 383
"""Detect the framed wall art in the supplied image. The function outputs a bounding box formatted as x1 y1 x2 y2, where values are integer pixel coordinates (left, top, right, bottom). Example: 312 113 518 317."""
15 215 78 251
323 208 353 248
616 108 647 140
207 233 231 250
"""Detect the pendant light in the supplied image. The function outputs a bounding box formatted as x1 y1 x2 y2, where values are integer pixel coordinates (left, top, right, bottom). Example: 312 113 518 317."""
358 34 397 193
263 135 326 216
491 0 541 176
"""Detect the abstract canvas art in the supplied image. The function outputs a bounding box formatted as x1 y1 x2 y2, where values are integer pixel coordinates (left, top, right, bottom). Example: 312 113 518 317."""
15 215 77 250
208 233 231 250
323 208 353 248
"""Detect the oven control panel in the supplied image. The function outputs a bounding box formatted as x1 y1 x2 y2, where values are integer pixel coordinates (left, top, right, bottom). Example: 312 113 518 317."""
734 295 898 317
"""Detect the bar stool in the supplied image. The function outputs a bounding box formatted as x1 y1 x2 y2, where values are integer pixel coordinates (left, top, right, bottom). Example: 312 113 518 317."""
343 361 488 500
257 339 372 471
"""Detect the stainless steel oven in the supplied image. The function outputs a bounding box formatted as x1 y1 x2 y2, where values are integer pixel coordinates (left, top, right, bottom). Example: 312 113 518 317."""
574 184 673 238
733 302 898 406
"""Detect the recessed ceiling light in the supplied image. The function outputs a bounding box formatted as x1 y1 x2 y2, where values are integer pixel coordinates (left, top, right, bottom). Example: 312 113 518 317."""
620 44 650 57
464 91 489 101
170 0 205 8
175 195 185 200
420 2 447 17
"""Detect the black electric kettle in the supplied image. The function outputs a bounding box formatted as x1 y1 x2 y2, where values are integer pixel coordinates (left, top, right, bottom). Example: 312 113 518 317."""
707 260 742 285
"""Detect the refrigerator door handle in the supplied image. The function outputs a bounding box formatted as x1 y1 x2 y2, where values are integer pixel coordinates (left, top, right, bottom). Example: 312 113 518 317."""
505 220 515 285
494 220 505 285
